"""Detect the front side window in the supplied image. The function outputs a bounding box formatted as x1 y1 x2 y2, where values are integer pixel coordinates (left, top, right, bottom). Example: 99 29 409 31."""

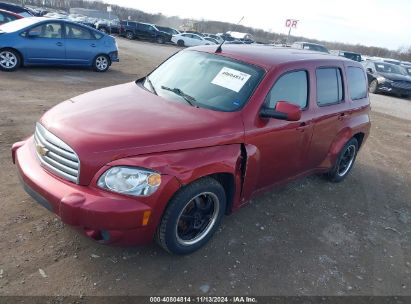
316 68 343 106
28 22 62 38
65 24 93 39
347 67 367 100
142 51 264 112
264 70 308 109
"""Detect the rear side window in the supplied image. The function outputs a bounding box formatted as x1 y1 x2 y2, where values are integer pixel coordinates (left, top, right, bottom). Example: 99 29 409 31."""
65 24 93 40
316 68 343 106
347 67 367 100
265 70 308 109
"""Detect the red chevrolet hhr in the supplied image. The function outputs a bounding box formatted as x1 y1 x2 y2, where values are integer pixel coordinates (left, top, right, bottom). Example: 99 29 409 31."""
12 45 371 254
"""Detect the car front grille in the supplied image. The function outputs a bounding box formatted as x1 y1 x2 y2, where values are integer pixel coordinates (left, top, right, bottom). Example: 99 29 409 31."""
34 123 80 184
392 81 411 90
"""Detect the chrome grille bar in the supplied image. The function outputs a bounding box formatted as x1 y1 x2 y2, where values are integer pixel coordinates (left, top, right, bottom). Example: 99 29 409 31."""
34 123 80 184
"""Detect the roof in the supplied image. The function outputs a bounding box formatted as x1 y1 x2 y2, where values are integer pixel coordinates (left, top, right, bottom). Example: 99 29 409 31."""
190 44 354 70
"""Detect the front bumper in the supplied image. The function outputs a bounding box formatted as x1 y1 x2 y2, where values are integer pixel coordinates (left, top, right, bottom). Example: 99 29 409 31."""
12 137 180 246
377 82 411 96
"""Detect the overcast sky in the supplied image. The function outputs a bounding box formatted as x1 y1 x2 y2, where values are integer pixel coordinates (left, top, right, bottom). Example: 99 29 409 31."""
104 0 410 50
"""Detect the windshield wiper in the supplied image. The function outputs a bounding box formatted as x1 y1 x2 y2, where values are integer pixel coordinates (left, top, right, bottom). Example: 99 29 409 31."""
145 77 157 95
161 86 197 107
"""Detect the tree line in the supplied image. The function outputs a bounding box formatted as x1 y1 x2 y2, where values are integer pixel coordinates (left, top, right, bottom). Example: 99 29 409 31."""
10 0 411 62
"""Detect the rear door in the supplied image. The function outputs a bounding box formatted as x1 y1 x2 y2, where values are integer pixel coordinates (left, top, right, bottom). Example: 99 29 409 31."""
64 22 100 66
23 21 65 65
306 65 349 170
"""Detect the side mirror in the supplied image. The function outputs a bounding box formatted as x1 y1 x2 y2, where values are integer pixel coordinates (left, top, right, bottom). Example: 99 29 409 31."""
260 101 302 121
366 68 373 73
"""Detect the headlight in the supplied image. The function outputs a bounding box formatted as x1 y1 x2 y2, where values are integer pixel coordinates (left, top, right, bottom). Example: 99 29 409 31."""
377 77 393 84
97 166 161 196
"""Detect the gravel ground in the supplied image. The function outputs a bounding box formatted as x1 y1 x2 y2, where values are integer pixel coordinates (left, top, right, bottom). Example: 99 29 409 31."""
0 38 410 296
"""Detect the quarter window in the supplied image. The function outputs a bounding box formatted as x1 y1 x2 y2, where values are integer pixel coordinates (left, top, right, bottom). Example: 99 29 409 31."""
347 67 367 100
316 68 343 106
28 22 62 39
264 70 308 109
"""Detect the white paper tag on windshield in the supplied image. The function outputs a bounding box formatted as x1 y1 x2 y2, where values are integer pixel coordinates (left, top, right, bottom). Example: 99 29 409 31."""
211 67 251 92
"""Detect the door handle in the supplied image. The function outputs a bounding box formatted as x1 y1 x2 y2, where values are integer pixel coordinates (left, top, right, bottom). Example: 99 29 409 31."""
90 44 96 47
56 42 63 47
296 121 309 132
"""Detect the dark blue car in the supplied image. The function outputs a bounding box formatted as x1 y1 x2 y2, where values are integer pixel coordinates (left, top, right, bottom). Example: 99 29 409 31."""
0 17 119 72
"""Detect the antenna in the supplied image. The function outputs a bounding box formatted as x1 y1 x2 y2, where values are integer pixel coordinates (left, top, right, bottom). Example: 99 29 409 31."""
215 16 244 53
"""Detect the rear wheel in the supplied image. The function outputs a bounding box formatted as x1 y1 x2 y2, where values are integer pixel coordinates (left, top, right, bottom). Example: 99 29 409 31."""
156 177 226 254
126 31 134 40
0 49 20 71
369 79 378 93
93 55 110 72
326 138 358 182
177 40 185 47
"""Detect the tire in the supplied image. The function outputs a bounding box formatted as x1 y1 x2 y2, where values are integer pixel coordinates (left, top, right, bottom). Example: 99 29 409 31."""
369 79 378 94
156 36 165 44
0 48 20 72
93 55 110 72
156 177 226 255
126 31 134 40
326 138 359 183
177 40 185 47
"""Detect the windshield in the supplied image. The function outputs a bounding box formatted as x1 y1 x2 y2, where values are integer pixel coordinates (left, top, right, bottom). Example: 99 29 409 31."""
142 51 265 112
375 62 407 75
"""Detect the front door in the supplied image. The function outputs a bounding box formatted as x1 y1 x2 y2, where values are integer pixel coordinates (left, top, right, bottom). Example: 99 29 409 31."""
23 21 65 65
246 69 313 191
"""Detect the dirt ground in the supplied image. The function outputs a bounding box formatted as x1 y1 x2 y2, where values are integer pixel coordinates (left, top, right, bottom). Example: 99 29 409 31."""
0 38 410 296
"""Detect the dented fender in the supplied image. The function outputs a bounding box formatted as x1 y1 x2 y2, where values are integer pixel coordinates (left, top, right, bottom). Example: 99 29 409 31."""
104 144 244 220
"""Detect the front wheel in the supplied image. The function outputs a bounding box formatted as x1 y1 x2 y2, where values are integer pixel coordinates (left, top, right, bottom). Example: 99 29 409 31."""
156 177 226 254
326 138 358 182
93 55 110 72
156 36 165 44
0 49 20 71
177 39 185 47
369 79 378 94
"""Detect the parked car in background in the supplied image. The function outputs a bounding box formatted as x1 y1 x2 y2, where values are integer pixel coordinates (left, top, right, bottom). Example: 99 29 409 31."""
119 21 171 44
0 9 23 25
382 58 401 65
292 41 329 53
204 37 218 44
171 33 215 47
364 60 411 97
95 19 119 34
0 17 119 72
0 2 33 17
156 25 180 36
330 50 361 62
12 46 370 254
203 33 223 44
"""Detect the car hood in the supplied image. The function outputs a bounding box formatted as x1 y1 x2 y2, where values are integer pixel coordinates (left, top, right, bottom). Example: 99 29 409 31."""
379 72 411 82
40 82 244 184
